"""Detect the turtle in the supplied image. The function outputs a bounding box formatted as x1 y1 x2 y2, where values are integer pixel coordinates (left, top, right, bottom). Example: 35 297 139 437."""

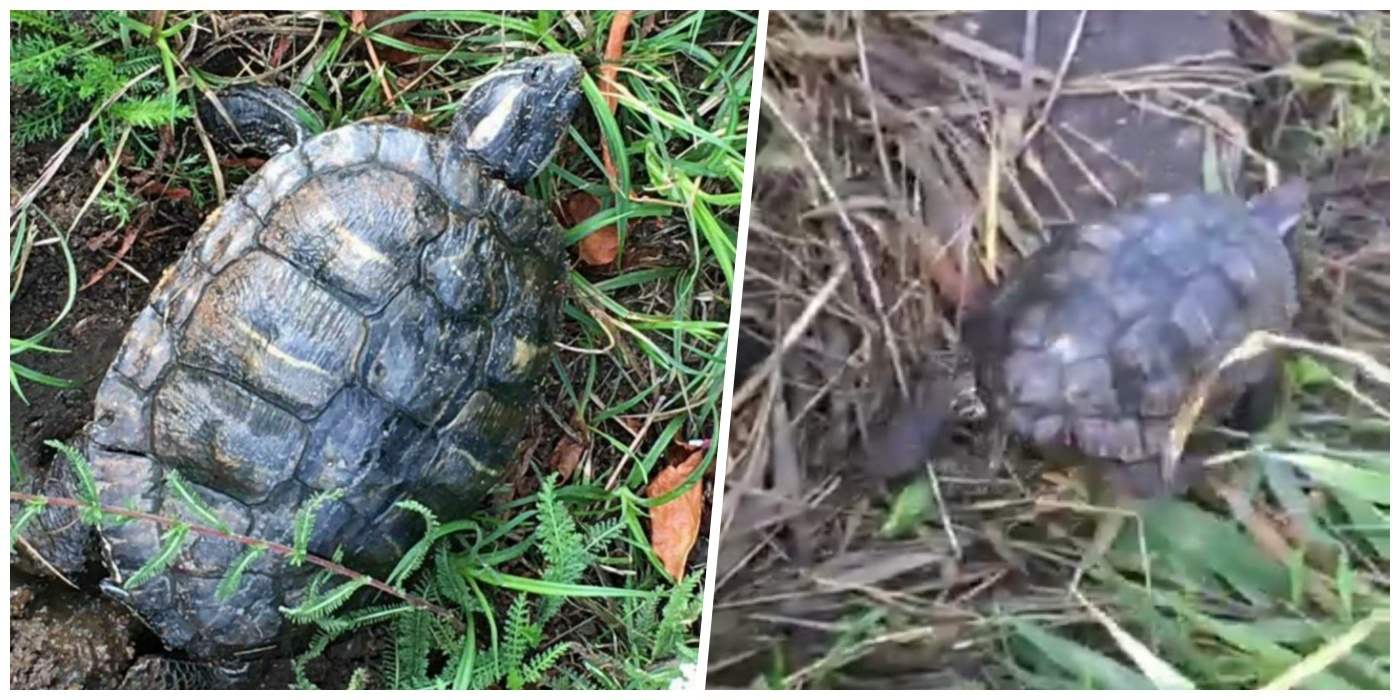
12 52 585 688
853 181 1308 498
963 180 1309 498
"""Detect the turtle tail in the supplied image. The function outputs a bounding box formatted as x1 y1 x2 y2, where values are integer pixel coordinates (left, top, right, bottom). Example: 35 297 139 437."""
196 85 318 156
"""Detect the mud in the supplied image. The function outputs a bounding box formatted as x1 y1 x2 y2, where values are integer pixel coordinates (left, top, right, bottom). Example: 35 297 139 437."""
9 575 138 689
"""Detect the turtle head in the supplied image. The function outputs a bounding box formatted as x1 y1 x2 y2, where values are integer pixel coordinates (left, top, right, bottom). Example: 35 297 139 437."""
451 53 584 190
1248 177 1309 238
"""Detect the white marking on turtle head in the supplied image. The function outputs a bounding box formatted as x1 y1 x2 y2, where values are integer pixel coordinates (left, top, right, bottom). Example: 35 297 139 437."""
464 87 523 152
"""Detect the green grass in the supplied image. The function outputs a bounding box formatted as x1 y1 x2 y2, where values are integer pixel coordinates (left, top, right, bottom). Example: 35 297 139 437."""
992 348 1389 690
8 9 750 689
8 209 80 405
9 208 81 482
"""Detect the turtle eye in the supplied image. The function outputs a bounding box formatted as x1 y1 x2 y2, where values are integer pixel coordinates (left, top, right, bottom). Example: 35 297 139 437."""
525 63 548 86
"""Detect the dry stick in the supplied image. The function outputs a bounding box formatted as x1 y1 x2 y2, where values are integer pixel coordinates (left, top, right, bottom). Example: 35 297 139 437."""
9 491 461 628
1020 10 1039 99
924 459 964 561
863 23 970 557
604 393 664 492
1019 9 1086 153
599 10 636 186
13 536 81 590
758 89 909 397
730 268 846 411
853 16 894 192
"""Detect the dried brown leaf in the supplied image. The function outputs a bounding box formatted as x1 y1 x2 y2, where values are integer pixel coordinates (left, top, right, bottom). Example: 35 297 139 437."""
562 190 619 266
646 449 706 581
548 436 586 482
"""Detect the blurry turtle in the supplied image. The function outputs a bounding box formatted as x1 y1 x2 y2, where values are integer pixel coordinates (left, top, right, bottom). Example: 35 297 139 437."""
859 180 1308 498
964 180 1307 498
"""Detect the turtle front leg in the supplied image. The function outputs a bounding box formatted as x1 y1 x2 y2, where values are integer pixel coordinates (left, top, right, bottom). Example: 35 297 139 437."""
1226 355 1288 435
1067 465 1132 595
196 85 318 156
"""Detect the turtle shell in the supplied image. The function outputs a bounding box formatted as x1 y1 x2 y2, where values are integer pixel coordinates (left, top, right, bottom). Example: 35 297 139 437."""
85 122 564 659
967 190 1298 496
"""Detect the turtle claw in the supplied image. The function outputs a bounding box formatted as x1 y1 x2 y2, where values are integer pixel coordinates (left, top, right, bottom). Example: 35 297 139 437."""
98 578 131 603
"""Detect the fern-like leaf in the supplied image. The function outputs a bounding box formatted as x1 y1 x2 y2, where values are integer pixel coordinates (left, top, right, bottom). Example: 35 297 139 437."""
654 572 701 662
109 93 192 128
10 497 47 549
165 469 229 533
124 522 189 589
346 667 370 690
43 438 102 524
523 641 573 685
385 499 440 588
290 629 335 690
215 543 267 602
433 547 477 611
534 475 589 625
291 487 343 566
584 517 624 552
391 608 433 687
500 594 539 679
9 10 69 33
471 651 501 690
279 575 369 624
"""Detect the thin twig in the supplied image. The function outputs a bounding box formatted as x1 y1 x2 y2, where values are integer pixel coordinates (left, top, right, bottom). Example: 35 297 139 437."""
759 88 909 396
923 460 963 560
1020 10 1087 151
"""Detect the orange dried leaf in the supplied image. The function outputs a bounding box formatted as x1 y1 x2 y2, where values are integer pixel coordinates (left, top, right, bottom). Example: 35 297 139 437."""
646 449 706 582
580 227 619 266
359 10 417 37
356 10 428 67
269 35 292 67
562 191 619 266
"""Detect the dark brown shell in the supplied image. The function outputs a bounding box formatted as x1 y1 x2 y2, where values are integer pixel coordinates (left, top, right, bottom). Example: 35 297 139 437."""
85 122 564 659
968 190 1298 495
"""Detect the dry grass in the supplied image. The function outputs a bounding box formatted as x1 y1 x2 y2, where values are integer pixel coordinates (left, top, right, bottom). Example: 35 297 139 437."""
710 10 1388 690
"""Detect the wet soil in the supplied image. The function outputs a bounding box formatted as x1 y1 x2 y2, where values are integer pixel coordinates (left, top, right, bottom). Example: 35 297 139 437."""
9 573 139 689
